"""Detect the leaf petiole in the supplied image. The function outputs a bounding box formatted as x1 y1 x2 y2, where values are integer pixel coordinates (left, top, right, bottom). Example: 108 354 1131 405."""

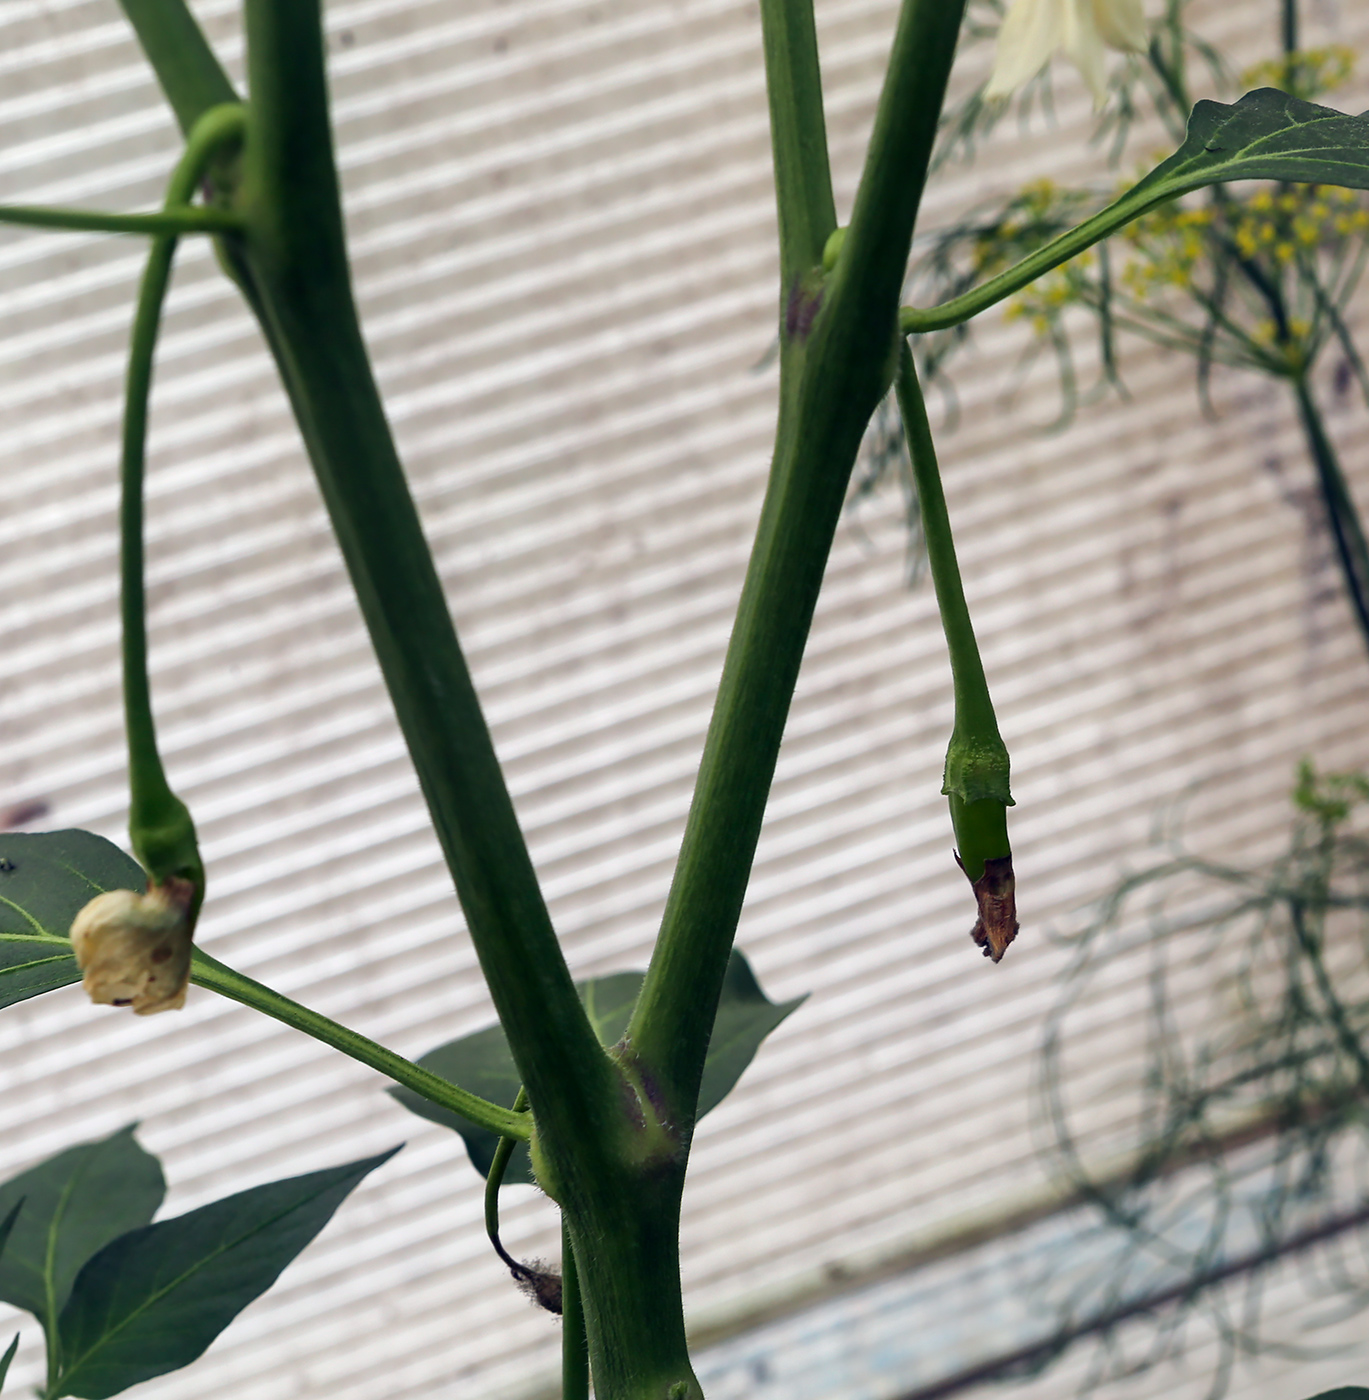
188 950 531 1141
902 90 1369 335
0 205 242 238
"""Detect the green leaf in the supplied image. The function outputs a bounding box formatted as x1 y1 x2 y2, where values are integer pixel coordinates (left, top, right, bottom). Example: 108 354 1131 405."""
0 831 146 1010
391 950 804 1184
696 950 806 1117
0 1126 164 1331
1136 88 1369 203
54 1147 399 1400
903 90 1369 336
1300 1391 1369 1399
0 1334 17 1393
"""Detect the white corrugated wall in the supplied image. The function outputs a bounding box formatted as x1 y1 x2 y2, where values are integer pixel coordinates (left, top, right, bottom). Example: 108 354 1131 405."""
1 0 1367 1397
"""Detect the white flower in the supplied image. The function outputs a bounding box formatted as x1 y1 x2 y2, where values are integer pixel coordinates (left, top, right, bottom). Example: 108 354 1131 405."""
986 0 1149 108
69 881 194 1015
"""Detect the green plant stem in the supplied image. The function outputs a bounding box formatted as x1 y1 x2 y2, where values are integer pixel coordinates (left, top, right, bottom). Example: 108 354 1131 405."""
1292 374 1369 652
894 345 1010 893
628 0 967 1117
562 1218 589 1400
189 949 530 1138
121 103 246 889
234 0 619 1171
0 205 241 237
118 0 240 135
902 186 1183 334
484 1087 528 1257
894 346 997 745
757 0 837 287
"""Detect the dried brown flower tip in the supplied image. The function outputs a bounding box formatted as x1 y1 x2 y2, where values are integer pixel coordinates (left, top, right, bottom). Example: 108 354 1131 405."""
509 1258 563 1315
69 878 195 1015
955 852 1020 963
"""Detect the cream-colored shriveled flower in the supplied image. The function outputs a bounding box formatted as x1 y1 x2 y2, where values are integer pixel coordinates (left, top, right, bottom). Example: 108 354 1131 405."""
69 881 194 1015
986 0 1149 108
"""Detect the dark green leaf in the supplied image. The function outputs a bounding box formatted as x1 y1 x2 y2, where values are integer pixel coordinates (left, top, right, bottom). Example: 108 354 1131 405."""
391 950 804 1184
0 1125 164 1330
1300 1391 1369 1399
0 831 146 1010
696 950 806 1118
0 1334 16 1393
55 1147 399 1400
1139 89 1369 204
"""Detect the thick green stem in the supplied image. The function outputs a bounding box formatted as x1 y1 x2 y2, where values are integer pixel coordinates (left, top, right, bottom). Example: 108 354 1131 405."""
563 1170 697 1400
628 0 967 1117
1293 375 1369 653
235 0 620 1175
757 0 837 288
189 950 529 1138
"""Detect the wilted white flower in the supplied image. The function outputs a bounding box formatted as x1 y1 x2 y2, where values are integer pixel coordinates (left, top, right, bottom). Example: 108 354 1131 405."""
69 881 194 1015
986 0 1148 108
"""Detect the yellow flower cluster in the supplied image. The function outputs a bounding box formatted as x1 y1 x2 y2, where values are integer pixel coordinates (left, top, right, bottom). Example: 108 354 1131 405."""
1239 45 1355 102
1120 185 1368 298
972 179 1072 280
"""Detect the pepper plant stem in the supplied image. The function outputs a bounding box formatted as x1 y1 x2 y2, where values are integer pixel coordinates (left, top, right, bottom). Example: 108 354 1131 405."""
627 0 968 1117
118 0 239 134
234 0 620 1171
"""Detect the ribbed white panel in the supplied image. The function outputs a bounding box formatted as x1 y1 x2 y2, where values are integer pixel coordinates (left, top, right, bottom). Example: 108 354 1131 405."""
1 1 1368 1397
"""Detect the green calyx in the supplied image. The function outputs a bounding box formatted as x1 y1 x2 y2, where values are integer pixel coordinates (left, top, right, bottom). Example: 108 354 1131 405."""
941 729 1014 809
130 790 203 893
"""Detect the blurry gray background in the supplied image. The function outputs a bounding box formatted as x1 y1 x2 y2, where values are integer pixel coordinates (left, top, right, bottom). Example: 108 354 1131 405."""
0 1 1367 1398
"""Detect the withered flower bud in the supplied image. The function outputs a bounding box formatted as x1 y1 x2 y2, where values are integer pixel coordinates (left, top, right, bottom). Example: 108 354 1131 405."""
69 877 195 1015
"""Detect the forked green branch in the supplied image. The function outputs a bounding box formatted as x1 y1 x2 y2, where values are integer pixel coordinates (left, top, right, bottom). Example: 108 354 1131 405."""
628 0 969 1119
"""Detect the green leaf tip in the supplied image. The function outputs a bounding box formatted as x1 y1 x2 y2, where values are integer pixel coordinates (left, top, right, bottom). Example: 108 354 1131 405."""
54 1146 399 1399
0 1124 165 1331
1139 88 1369 201
0 1333 16 1393
392 949 805 1185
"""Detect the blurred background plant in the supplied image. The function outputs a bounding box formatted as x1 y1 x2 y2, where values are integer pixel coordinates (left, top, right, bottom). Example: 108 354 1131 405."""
855 0 1369 645
845 1 1369 1391
1028 763 1369 1396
